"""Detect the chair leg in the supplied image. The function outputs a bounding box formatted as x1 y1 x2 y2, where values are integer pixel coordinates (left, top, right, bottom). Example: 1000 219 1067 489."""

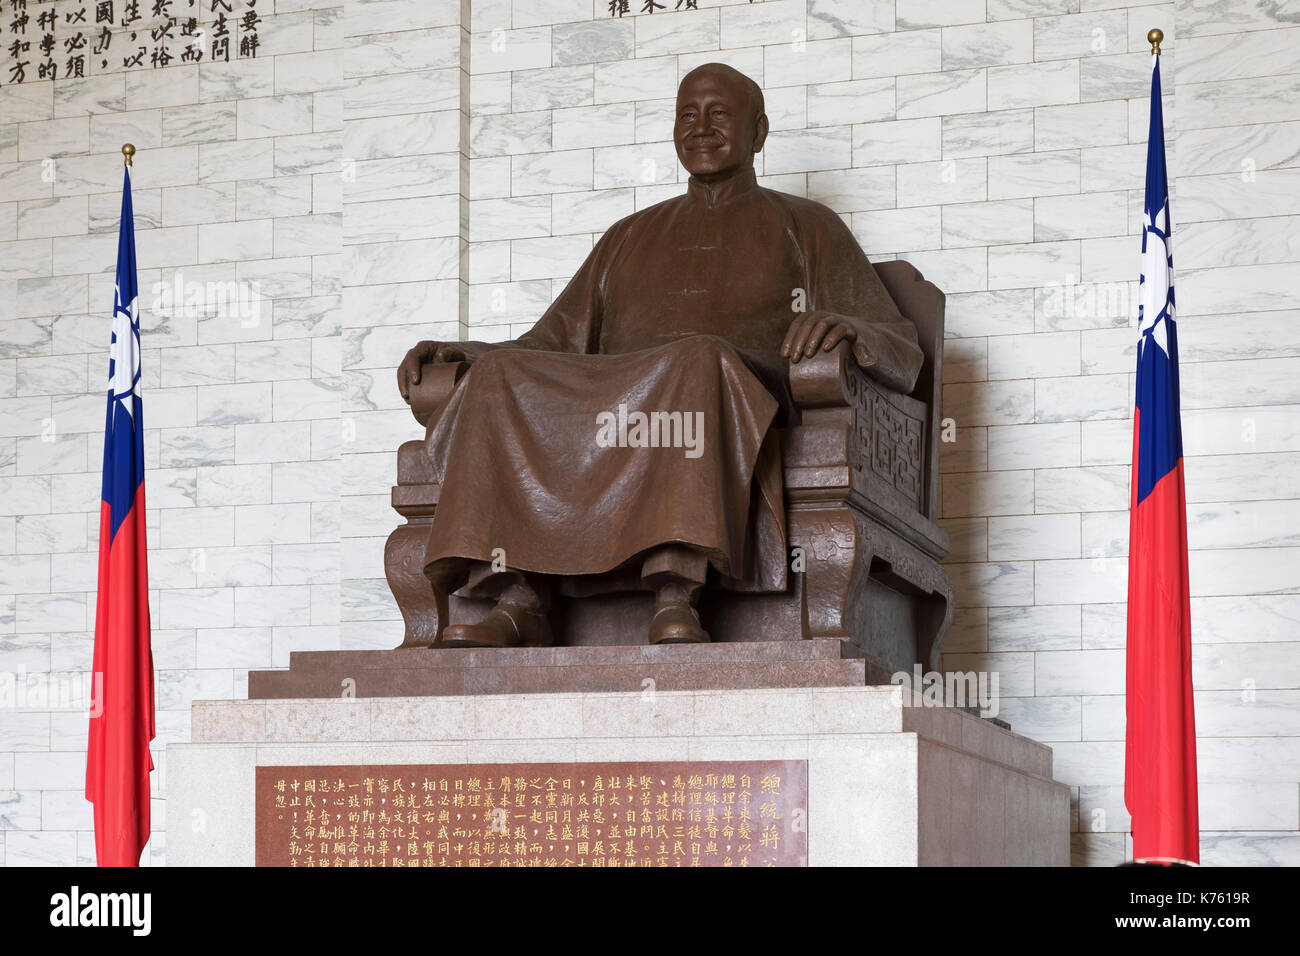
914 590 953 672
789 505 870 647
385 517 448 649
867 525 955 671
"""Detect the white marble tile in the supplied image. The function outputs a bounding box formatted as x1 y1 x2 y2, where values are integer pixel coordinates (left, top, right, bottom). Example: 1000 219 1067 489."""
852 207 941 256
1034 373 1129 423
1034 557 1127 606
897 68 985 119
554 19 636 64
896 0 985 29
943 289 1034 338
942 199 1033 249
808 77 893 128
1035 464 1128 512
809 0 893 38
594 142 681 193
898 246 986 293
989 513 1080 561
1182 73 1300 132
943 20 1033 70
988 240 1079 290
996 694 1081 741
346 27 460 79
762 127 853 176
1183 404 1300 457
853 28 940 78
987 421 1081 471
943 379 1035 428
941 649 1036 697
988 150 1079 200
988 60 1078 110
1033 9 1126 60
941 469 1034 518
593 56 675 105
1185 451 1300 503
718 0 804 47
198 59 274 104
942 335 988 383
344 68 460 120
1035 101 1127 154
512 64 595 115
939 516 988 563
766 38 854 88
898 158 987 207
989 603 1082 651
512 148 594 195
1080 510 1127 558
938 422 988 473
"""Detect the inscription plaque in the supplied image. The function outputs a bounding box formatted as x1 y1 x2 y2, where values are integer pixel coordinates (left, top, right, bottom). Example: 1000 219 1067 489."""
255 760 808 867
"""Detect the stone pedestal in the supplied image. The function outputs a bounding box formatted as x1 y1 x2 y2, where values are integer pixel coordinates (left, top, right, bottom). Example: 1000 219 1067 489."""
167 685 1069 866
246 639 890 697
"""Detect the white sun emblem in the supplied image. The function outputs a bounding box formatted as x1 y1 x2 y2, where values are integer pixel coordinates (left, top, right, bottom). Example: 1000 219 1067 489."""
109 281 142 419
1137 202 1173 358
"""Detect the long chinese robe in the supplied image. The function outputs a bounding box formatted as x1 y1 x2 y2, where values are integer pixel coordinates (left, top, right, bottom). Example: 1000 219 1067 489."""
422 166 923 597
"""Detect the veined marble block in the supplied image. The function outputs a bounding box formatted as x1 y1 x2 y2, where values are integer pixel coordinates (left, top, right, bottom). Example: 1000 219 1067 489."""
167 684 1070 866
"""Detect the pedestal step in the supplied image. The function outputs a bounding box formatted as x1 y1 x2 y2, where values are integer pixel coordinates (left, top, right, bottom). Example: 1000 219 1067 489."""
247 639 890 699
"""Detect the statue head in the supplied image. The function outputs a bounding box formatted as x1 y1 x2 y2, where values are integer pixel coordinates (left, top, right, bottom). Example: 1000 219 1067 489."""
674 63 769 183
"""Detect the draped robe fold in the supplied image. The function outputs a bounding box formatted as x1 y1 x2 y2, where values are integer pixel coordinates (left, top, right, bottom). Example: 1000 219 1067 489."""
422 167 924 598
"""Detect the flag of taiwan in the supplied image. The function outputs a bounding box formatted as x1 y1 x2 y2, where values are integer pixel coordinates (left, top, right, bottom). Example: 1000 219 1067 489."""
1123 53 1199 865
86 161 156 867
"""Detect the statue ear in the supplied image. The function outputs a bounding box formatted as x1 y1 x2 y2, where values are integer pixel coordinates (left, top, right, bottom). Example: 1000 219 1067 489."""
752 113 769 154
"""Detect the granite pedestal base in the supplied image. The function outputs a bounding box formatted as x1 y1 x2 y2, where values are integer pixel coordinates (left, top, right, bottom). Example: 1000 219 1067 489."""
246 639 895 698
167 685 1069 866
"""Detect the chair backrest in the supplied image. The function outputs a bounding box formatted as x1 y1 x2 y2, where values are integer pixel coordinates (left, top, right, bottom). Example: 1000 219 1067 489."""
872 260 945 523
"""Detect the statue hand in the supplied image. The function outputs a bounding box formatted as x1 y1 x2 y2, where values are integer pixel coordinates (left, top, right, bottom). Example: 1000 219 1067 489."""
781 313 876 369
398 341 471 403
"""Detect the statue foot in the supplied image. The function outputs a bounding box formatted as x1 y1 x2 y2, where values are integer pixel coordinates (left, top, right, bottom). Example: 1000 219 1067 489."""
648 602 710 645
439 603 552 648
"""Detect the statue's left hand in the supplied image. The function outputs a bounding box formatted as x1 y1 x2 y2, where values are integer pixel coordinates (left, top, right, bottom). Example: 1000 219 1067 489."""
782 312 876 369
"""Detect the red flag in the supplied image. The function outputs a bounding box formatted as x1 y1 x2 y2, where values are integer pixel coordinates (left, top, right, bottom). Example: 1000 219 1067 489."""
1123 52 1199 864
86 161 156 866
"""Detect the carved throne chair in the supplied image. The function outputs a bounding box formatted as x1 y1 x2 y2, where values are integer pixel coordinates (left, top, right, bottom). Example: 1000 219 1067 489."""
385 260 952 682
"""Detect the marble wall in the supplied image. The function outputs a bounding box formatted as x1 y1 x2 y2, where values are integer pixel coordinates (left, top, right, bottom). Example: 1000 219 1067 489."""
0 0 1296 865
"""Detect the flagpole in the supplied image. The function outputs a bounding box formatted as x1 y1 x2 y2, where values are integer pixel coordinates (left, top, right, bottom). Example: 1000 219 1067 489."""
1122 22 1199 867
88 141 155 867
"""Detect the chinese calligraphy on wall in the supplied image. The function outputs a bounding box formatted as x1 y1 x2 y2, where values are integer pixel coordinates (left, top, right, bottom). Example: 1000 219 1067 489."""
3 0 262 86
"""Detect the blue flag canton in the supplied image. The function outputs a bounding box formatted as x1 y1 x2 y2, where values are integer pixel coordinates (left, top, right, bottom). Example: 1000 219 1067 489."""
102 167 146 543
1134 58 1183 507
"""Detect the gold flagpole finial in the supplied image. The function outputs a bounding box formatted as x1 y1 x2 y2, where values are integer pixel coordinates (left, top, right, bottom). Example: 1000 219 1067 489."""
1148 28 1163 55
122 143 135 166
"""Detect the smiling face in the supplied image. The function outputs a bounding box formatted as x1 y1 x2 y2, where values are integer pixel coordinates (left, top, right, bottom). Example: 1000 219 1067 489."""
674 67 768 181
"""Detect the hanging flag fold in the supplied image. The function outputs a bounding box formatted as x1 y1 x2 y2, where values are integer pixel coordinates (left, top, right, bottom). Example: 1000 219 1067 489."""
1124 51 1199 865
86 161 156 867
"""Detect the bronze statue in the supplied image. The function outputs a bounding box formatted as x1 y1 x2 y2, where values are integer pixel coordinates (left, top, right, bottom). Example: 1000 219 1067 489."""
396 64 925 649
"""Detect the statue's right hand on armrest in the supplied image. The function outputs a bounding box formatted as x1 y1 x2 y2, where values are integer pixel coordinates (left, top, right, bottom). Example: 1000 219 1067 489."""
397 340 496 405
399 340 499 428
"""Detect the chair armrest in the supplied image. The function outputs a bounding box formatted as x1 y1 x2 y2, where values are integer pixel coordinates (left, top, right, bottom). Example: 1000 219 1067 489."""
407 360 468 428
788 341 856 408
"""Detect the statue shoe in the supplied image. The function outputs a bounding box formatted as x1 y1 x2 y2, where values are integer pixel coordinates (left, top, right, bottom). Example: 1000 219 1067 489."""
648 602 710 645
439 603 552 648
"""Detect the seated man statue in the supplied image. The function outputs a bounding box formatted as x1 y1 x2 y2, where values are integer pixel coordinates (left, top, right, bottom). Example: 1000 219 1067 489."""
397 63 924 648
